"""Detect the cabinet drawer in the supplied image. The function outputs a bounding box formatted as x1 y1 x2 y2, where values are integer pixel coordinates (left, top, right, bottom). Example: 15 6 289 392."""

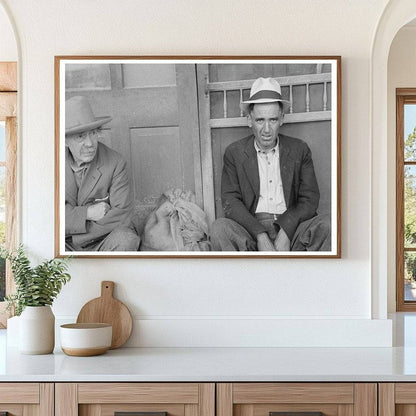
218 383 376 416
56 383 215 416
78 383 200 404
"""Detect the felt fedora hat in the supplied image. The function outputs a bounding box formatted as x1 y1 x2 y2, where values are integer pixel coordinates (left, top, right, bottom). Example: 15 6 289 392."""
240 77 290 114
65 96 112 135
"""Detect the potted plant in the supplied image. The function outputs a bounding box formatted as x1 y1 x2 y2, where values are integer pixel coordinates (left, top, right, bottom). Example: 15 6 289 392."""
1 245 71 354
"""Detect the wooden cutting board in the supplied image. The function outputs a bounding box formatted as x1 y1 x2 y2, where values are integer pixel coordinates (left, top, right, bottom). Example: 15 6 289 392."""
76 281 133 349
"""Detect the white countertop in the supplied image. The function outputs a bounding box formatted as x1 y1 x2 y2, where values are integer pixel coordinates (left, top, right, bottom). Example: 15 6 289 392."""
1 330 416 382
3 313 416 382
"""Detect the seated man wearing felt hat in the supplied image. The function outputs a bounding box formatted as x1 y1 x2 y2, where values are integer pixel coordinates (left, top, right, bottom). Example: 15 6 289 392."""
211 77 331 252
65 96 140 252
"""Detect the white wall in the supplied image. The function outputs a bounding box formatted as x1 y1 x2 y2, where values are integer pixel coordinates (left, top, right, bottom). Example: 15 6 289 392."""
0 3 17 61
387 25 416 312
0 0 393 346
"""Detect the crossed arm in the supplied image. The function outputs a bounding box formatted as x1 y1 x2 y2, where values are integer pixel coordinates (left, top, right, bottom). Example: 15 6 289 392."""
65 158 133 249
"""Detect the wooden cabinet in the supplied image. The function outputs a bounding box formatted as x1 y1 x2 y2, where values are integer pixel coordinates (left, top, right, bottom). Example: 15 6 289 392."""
55 383 215 416
217 383 377 416
0 383 53 415
0 381 385 416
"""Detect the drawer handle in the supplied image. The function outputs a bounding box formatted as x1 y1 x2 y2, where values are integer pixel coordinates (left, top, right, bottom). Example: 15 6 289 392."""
115 412 167 416
270 413 324 416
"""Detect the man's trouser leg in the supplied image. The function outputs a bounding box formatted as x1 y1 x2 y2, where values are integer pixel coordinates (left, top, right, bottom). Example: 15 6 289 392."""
291 214 331 251
66 225 140 252
211 214 331 252
210 218 256 251
97 226 141 251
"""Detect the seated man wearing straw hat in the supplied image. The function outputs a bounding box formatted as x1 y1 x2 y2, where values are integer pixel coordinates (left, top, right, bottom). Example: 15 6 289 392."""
65 96 140 252
211 77 331 252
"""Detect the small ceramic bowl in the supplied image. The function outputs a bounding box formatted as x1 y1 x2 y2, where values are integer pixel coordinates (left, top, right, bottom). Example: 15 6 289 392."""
60 323 112 356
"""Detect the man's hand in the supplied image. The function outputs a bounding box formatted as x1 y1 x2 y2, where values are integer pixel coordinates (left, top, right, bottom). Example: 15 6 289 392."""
86 202 110 221
257 232 276 251
274 228 290 251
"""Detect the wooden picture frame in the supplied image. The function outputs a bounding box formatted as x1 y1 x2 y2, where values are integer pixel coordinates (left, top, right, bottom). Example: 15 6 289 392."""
55 56 341 258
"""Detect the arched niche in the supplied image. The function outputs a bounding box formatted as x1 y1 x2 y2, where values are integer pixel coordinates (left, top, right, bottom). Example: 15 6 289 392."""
386 19 416 313
371 0 416 319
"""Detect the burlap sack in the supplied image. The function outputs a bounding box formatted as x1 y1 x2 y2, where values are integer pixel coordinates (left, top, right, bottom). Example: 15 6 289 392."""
140 189 210 251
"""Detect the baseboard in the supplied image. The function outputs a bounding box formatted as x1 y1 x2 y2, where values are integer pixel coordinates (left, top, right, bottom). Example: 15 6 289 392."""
56 317 392 347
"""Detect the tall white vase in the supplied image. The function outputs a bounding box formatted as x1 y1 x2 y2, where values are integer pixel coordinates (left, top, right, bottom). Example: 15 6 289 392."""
19 305 55 354
6 315 20 347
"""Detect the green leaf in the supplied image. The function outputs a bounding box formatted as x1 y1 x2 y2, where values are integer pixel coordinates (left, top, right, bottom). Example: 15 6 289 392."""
4 245 71 315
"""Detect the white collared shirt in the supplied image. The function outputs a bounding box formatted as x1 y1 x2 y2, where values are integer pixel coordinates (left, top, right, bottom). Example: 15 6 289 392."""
254 140 287 214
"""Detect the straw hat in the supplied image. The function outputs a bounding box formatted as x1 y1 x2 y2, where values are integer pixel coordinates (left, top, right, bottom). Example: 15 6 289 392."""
240 77 290 114
65 96 112 135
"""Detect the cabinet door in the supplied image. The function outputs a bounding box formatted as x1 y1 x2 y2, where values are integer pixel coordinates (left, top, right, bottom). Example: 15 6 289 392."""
56 383 215 416
379 383 416 416
217 383 377 416
0 383 53 416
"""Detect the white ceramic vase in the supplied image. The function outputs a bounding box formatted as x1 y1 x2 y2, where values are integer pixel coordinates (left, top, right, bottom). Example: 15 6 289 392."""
6 315 20 347
19 305 55 354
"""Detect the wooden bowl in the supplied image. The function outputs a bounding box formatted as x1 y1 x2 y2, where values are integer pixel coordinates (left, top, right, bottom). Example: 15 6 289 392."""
60 323 112 356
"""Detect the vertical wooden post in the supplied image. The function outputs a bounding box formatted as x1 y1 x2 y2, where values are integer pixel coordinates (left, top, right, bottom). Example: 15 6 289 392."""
196 64 216 225
289 85 293 114
354 383 377 416
200 383 215 416
240 90 244 117
223 90 228 118
55 383 78 416
379 383 395 416
217 383 233 416
176 64 203 208
39 383 55 416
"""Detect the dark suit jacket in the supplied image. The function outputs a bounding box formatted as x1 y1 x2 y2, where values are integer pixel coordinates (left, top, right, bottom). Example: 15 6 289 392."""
65 142 133 249
221 134 320 240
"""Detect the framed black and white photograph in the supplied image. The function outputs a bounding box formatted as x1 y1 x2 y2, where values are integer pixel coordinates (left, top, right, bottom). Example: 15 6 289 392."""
55 56 341 258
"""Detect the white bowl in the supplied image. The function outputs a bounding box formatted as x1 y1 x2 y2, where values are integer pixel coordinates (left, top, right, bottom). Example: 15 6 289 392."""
60 323 112 356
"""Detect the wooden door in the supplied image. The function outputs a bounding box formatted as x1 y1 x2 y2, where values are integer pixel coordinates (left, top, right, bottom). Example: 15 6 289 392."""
65 63 202 231
217 383 376 416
